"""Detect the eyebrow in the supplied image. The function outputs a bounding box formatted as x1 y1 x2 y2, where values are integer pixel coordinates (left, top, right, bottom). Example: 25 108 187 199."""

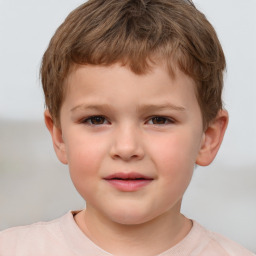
71 103 186 113
70 104 112 112
136 103 186 113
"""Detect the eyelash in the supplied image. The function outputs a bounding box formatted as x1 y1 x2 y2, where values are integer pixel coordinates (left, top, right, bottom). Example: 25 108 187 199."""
82 115 175 126
148 116 175 125
82 116 109 125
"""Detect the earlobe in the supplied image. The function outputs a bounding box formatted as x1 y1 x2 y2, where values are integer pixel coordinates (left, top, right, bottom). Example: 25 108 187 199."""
196 110 228 166
44 110 68 164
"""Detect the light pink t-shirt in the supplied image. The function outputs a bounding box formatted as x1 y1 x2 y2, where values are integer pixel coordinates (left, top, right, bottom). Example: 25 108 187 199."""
0 211 254 256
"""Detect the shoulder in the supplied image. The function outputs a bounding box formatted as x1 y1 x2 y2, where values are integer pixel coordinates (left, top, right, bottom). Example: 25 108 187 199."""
0 213 71 256
0 210 111 256
192 221 255 256
0 217 62 241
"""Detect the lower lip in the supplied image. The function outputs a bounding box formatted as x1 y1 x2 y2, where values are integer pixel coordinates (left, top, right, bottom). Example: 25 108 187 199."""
105 179 152 192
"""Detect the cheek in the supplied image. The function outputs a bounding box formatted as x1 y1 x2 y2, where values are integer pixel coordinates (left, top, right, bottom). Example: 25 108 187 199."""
65 130 106 168
64 134 106 195
68 144 98 172
150 132 199 167
148 132 200 187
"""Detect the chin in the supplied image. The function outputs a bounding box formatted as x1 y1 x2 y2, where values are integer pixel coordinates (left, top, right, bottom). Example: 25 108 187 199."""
111 215 150 225
106 207 157 226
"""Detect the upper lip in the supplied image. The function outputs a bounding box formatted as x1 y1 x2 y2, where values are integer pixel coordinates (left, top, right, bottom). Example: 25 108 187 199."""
104 172 153 180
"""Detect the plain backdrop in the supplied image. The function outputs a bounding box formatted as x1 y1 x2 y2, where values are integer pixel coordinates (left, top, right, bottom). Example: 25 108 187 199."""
0 0 255 253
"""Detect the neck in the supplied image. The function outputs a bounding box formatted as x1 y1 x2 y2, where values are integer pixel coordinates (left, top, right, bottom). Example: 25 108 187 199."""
75 204 192 256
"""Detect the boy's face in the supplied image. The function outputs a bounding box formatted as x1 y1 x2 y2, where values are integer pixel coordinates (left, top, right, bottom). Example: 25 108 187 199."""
51 63 208 225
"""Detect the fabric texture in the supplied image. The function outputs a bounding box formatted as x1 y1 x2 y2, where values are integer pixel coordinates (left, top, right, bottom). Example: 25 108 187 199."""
0 211 254 256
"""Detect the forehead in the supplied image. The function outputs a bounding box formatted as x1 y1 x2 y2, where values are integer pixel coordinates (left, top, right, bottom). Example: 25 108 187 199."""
65 62 195 93
66 59 196 88
63 63 199 113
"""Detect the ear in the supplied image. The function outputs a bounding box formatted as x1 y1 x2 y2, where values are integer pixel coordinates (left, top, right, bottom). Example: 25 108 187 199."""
44 110 68 164
196 110 228 166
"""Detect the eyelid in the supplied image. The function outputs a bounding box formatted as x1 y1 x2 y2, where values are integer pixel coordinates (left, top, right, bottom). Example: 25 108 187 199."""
79 115 175 126
146 116 176 125
81 115 110 125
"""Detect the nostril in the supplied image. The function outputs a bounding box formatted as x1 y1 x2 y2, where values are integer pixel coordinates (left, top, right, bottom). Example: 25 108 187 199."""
109 134 145 161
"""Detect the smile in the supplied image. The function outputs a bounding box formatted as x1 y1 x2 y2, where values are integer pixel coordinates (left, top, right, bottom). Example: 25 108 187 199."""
104 172 154 192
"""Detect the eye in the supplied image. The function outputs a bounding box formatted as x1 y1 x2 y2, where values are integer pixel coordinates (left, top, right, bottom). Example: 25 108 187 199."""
83 116 108 125
148 116 174 125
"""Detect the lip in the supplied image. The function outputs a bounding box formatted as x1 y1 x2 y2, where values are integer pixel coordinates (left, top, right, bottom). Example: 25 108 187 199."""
104 172 154 192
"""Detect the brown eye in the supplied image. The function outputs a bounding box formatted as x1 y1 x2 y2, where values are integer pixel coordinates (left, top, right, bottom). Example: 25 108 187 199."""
91 116 105 124
85 116 107 125
151 117 167 124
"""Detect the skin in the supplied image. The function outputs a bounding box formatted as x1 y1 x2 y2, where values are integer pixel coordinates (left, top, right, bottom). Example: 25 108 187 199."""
45 62 228 256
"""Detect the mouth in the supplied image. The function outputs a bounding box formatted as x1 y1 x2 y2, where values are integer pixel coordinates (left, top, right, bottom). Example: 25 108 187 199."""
104 172 153 192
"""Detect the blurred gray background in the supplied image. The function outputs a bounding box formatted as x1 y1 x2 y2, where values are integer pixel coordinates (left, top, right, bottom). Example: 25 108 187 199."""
0 0 255 253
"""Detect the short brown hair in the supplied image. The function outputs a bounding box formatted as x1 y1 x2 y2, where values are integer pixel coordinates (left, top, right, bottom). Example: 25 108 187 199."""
41 0 226 128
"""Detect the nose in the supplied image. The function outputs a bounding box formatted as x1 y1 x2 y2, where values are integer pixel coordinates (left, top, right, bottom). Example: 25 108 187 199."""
109 124 145 161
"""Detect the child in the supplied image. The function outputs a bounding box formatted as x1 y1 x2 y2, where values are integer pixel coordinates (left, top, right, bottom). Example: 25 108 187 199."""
0 0 254 255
